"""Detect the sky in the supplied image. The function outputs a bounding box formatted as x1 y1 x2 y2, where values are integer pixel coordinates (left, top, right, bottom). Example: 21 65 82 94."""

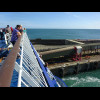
0 12 100 29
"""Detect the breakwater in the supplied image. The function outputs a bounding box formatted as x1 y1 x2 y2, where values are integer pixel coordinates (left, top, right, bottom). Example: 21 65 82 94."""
31 39 100 78
49 56 100 77
30 39 84 45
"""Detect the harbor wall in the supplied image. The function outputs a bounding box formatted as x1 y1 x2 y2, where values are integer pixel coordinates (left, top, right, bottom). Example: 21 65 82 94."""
50 60 100 78
30 39 84 45
40 43 100 60
31 39 100 78
77 39 100 44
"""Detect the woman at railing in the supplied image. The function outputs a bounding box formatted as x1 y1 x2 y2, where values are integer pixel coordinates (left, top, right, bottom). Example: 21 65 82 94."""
11 25 22 46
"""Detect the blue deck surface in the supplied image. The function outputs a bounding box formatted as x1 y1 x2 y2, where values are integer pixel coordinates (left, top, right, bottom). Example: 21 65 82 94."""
0 39 8 58
0 40 6 48
0 37 18 87
10 59 20 87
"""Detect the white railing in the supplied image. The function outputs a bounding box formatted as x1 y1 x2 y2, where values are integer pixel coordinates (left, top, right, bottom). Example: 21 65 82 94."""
0 31 67 87
14 32 49 87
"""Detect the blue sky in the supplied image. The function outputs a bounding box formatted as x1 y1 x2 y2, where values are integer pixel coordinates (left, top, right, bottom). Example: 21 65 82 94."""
0 12 100 29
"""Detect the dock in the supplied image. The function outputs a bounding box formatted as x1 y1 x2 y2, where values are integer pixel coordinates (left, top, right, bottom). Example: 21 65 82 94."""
31 39 100 77
49 54 100 77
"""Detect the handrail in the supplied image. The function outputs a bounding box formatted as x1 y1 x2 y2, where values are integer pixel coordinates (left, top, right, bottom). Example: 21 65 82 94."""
16 32 49 87
0 31 65 87
0 34 23 87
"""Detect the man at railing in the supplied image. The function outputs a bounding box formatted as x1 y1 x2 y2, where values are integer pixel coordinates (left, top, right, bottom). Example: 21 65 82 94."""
11 25 22 46
19 25 23 34
5 25 12 37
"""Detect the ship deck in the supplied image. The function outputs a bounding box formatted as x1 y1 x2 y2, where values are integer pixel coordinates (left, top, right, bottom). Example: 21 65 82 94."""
0 39 9 66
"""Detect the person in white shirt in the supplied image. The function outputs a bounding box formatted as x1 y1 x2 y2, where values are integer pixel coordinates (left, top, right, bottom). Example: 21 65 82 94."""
5 30 11 45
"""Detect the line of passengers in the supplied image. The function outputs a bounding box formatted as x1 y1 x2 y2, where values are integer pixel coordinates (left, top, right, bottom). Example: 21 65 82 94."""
0 25 25 46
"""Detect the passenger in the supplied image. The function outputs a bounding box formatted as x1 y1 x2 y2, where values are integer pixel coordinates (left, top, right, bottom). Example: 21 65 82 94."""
5 30 11 45
0 28 4 40
11 27 13 33
5 25 12 37
11 25 22 46
19 25 23 34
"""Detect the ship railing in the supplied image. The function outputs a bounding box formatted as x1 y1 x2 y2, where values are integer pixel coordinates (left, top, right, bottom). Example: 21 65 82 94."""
0 31 57 87
0 33 22 87
16 32 49 87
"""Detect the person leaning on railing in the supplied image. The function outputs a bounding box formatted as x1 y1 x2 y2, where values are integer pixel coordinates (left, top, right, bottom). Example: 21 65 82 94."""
10 25 22 59
19 25 23 34
11 25 22 46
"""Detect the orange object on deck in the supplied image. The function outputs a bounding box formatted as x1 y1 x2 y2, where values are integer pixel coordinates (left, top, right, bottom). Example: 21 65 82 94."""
0 58 3 63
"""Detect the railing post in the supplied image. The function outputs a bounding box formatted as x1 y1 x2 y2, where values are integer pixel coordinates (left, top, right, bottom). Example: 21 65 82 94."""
17 35 23 87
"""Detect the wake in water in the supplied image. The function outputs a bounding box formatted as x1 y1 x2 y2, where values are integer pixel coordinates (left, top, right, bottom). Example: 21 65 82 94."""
62 69 100 87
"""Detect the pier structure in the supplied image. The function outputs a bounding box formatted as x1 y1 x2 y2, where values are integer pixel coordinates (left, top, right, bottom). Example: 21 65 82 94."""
31 39 100 77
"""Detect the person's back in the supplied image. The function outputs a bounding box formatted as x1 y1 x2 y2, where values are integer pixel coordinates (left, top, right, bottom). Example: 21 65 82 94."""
11 27 13 32
5 27 11 35
11 25 22 46
11 29 19 45
5 25 12 36
19 25 23 34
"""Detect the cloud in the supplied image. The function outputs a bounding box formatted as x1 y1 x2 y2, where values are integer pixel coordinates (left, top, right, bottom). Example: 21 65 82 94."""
64 12 72 14
73 14 80 18
64 12 80 18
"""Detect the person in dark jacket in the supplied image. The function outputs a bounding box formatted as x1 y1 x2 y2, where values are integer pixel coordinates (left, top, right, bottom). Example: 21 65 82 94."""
5 25 12 36
0 28 3 40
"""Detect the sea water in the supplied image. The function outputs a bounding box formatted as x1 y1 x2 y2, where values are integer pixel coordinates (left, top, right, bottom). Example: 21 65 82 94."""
26 29 100 39
62 69 100 87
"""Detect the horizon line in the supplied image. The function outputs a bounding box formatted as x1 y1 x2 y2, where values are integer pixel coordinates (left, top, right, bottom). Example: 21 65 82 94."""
25 28 100 29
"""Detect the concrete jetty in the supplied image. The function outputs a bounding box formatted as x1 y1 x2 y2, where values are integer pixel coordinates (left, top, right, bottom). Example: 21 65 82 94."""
49 55 100 77
32 39 100 60
31 39 100 77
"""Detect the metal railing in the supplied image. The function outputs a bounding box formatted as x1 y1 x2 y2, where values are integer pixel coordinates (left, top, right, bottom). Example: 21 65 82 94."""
15 32 49 87
0 29 68 87
0 31 61 87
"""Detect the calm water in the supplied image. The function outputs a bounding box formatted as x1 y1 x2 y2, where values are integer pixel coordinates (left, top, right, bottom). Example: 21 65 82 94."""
27 29 100 39
26 29 100 87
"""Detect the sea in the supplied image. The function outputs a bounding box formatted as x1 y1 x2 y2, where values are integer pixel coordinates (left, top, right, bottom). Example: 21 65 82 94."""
62 69 100 87
26 29 100 40
25 29 100 87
